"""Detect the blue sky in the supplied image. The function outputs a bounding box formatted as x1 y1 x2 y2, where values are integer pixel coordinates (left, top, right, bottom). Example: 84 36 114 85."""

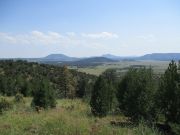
0 0 180 58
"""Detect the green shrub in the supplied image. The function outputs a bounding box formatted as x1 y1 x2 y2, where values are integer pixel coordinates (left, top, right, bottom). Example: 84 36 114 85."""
0 97 12 113
117 68 157 122
170 123 180 135
90 76 115 117
14 92 25 103
31 79 56 109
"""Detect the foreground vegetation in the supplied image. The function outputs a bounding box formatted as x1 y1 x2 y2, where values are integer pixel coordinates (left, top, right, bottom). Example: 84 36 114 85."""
0 98 161 135
0 60 180 135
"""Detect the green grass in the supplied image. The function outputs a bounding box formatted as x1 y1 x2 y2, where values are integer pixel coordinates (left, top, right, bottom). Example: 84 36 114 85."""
75 60 170 76
0 97 161 135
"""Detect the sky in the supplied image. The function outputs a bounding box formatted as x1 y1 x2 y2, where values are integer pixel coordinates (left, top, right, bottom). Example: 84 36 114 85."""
0 0 180 58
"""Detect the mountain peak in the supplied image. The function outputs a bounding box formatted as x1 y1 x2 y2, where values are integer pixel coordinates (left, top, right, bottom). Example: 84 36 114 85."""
43 54 79 61
101 54 120 59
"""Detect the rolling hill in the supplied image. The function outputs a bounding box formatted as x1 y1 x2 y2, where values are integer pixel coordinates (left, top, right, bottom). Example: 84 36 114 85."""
43 54 79 61
102 53 180 61
138 53 180 61
102 54 137 60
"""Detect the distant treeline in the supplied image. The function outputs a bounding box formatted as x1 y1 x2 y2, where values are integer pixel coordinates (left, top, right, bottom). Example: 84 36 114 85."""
0 60 96 98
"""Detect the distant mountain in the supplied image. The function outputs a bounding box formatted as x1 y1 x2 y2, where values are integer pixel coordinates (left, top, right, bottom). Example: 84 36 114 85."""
102 53 180 61
139 53 180 61
43 54 79 61
1 53 180 65
102 54 137 60
102 54 121 59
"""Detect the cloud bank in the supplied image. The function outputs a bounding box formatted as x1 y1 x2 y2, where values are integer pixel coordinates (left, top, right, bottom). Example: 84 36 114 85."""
0 31 119 45
81 32 119 39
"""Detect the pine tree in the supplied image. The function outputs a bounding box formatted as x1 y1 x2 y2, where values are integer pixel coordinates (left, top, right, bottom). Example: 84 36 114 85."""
90 76 114 117
0 76 7 95
76 78 86 98
61 65 76 99
117 68 157 122
31 79 56 109
157 60 180 123
102 69 117 111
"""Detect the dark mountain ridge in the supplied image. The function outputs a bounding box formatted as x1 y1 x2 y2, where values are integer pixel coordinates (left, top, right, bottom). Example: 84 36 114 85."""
1 53 180 65
138 53 180 61
43 53 177 61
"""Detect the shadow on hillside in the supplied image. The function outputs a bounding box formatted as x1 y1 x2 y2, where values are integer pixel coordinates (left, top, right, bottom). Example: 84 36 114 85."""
110 121 176 135
154 123 175 135
110 121 136 128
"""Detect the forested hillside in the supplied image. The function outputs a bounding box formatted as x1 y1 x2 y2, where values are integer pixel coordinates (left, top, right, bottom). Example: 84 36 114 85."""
0 60 96 98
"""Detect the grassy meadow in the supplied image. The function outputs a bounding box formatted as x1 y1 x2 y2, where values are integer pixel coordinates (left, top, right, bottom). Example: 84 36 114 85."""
75 60 170 75
0 97 161 135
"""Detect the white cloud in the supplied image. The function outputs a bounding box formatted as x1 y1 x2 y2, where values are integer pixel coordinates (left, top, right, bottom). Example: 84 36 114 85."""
81 32 119 39
0 31 123 57
0 31 72 45
0 31 119 46
30 31 67 45
0 32 18 44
